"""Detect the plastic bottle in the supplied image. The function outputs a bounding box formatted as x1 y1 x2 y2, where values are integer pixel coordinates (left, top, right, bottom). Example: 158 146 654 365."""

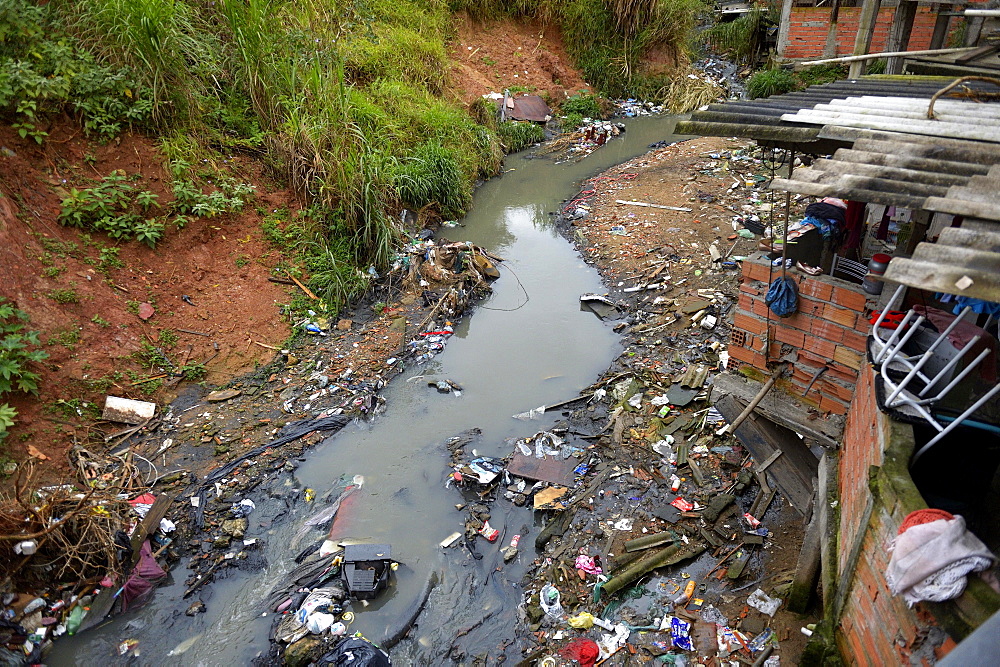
66 606 86 635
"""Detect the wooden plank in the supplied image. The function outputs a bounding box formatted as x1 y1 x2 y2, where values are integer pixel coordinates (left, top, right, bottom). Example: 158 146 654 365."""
129 493 175 562
712 372 844 448
80 493 175 633
787 486 822 612
714 393 819 515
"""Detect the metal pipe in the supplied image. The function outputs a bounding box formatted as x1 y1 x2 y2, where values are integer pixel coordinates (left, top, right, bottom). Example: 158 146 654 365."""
911 382 1000 464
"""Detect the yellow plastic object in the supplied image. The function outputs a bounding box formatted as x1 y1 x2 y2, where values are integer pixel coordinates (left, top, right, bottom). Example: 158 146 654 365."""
567 612 596 629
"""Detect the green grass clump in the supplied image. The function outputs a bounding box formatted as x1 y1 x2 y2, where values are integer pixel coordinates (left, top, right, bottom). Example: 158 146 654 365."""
497 121 545 152
796 64 848 87
747 68 797 99
394 140 471 219
705 8 771 65
560 93 602 119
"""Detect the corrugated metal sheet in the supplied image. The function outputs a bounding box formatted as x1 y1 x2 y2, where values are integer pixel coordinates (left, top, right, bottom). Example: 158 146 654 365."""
508 95 550 122
676 76 1000 300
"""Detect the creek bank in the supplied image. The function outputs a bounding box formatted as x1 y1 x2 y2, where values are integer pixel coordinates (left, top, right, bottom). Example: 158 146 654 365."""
0 234 504 664
509 136 819 665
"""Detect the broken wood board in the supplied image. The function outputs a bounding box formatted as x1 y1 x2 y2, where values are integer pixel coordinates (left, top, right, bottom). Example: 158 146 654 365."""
534 486 569 510
715 393 819 515
711 372 843 448
508 451 578 487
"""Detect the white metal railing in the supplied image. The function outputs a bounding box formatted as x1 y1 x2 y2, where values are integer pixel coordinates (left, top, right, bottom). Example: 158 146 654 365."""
871 285 1000 463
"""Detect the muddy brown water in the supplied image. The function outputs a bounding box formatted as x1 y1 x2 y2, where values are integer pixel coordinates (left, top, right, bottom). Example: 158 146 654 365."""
49 116 692 666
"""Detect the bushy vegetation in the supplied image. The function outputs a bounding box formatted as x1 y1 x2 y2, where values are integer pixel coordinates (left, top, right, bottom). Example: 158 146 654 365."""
747 68 797 99
4 0 709 309
497 121 545 152
705 7 771 65
0 299 48 444
0 0 153 141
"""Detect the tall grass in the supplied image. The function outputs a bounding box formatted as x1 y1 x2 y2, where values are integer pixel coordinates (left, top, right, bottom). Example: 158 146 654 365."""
57 0 220 123
705 7 769 65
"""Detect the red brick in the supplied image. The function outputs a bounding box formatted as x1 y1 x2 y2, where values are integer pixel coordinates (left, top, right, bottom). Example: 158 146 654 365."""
835 345 863 370
798 276 834 301
811 337 837 360
738 292 754 312
743 261 771 283
811 319 846 344
832 285 869 312
739 282 762 297
821 379 856 402
823 303 858 328
728 344 766 370
842 328 868 353
734 311 767 336
773 325 806 347
797 295 825 318
827 361 859 383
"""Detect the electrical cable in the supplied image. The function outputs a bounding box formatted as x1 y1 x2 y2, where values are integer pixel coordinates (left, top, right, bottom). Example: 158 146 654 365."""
478 260 530 312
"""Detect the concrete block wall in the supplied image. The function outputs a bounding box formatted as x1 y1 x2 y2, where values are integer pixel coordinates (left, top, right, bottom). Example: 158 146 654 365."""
729 254 872 415
782 5 957 60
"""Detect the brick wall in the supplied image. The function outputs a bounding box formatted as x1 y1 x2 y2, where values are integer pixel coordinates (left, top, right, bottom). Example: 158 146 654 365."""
783 6 947 60
834 364 953 664
729 254 872 415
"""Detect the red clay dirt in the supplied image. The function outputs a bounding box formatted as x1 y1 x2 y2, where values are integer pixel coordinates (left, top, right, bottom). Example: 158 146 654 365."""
0 118 297 483
446 12 593 107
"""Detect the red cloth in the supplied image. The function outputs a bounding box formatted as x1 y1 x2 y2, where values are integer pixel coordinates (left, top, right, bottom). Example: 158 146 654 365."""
120 540 166 611
899 509 954 535
842 200 865 250
559 638 601 667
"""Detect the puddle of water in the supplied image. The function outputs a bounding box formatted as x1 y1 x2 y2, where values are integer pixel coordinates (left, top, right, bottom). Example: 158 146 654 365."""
48 116 692 666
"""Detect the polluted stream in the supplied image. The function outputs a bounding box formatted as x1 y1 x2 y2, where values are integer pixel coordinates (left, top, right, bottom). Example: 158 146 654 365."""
50 116 688 666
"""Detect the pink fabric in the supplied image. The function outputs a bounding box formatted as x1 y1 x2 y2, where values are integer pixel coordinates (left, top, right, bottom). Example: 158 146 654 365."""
120 541 166 611
913 306 997 382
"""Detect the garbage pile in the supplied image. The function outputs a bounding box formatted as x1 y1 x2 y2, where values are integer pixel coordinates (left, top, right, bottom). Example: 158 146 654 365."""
0 467 176 663
615 99 665 117
256 475 400 665
512 137 805 663
540 121 627 162
514 366 792 664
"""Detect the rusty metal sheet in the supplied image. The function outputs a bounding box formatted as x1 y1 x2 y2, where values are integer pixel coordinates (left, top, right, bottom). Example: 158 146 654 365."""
509 95 550 122
508 451 578 486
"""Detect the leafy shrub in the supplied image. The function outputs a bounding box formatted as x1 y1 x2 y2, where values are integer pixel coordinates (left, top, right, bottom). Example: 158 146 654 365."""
560 93 602 119
58 173 166 247
747 68 797 100
497 121 545 152
171 178 255 217
705 8 770 65
0 298 49 443
561 112 584 131
0 0 152 139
